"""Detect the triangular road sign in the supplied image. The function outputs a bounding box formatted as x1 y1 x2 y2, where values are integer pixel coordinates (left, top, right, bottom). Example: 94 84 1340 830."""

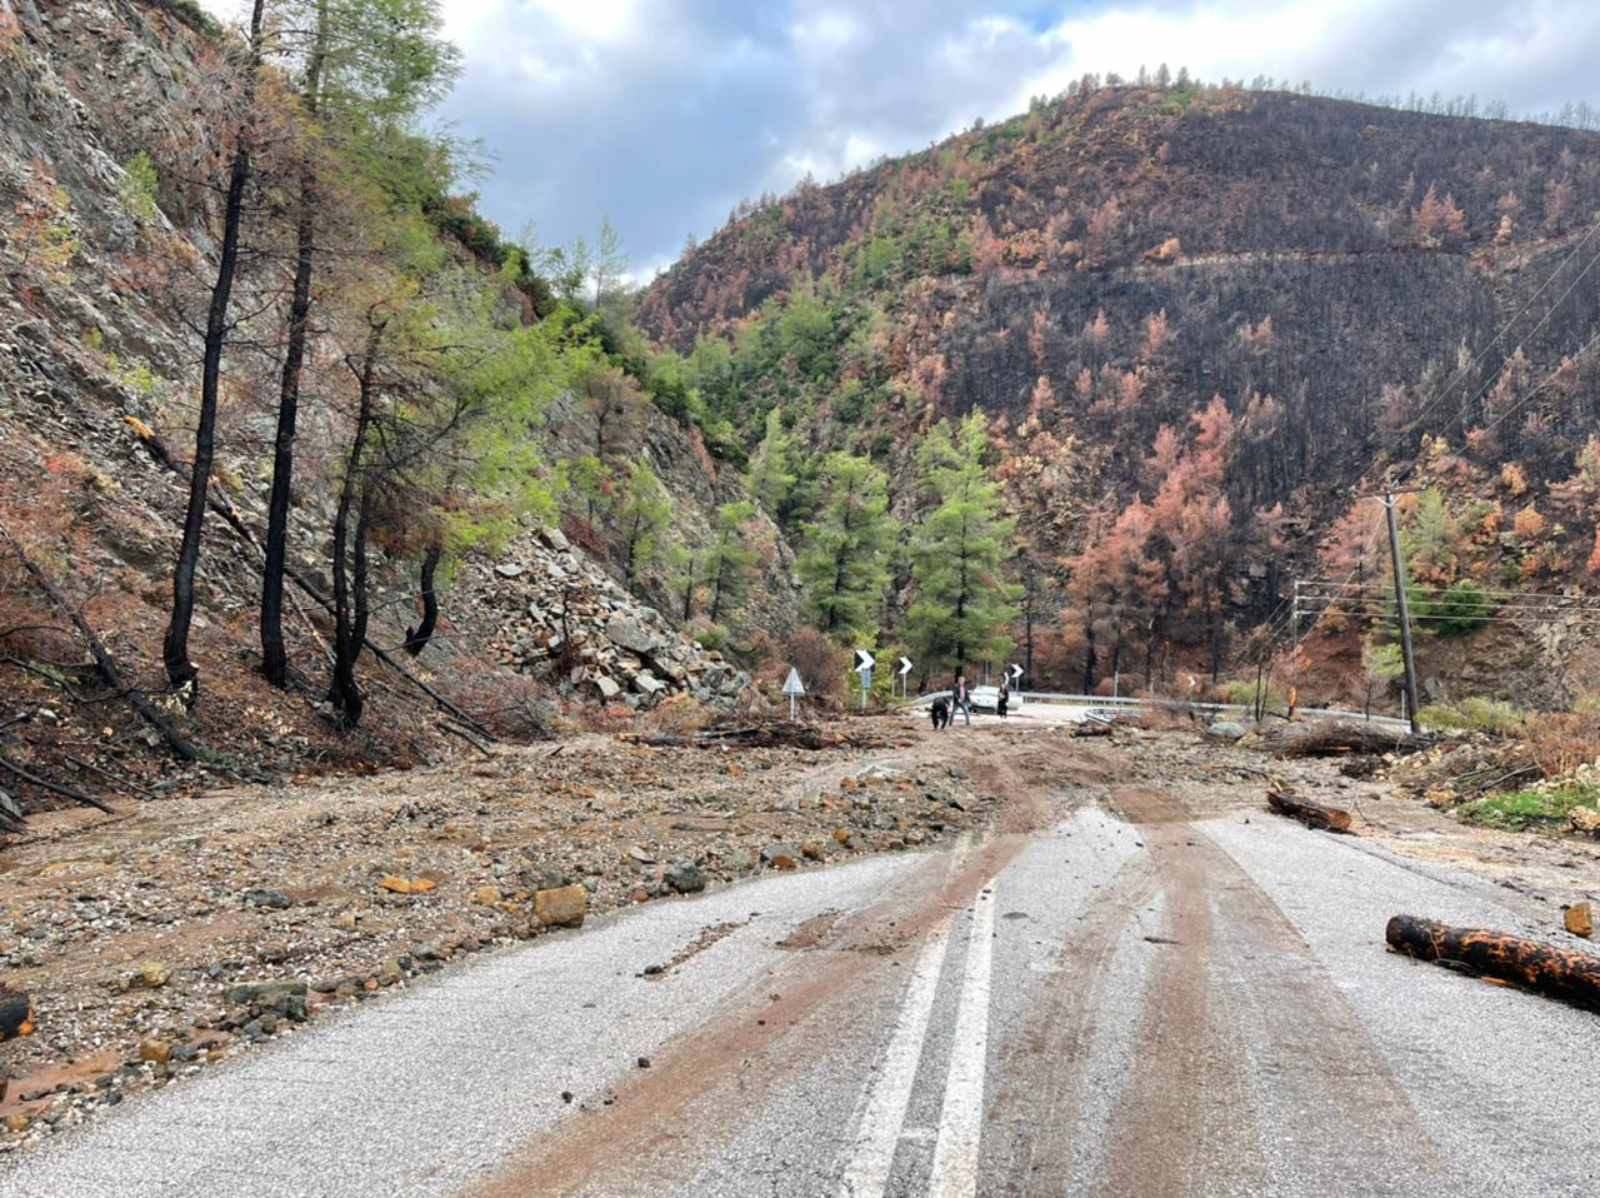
782 667 806 696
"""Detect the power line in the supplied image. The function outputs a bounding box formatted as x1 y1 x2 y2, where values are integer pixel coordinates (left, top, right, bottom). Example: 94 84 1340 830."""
1297 589 1600 613
1306 605 1600 628
1399 214 1600 440
1300 580 1599 599
1432 243 1600 439
1472 324 1600 442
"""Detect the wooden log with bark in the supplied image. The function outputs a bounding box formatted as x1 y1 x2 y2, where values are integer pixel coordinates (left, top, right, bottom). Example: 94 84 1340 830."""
1266 785 1353 833
1275 719 1429 759
1385 915 1600 1008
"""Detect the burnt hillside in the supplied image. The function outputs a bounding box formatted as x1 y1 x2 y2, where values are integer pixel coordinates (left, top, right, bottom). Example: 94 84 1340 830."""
638 82 1600 697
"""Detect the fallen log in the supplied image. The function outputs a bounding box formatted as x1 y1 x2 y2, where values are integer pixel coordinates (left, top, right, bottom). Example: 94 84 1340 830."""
1266 786 1353 833
1276 719 1428 759
625 721 889 752
0 753 113 815
1385 915 1600 1008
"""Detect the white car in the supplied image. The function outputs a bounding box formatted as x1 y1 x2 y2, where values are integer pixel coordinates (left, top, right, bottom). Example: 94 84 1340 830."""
969 685 1023 712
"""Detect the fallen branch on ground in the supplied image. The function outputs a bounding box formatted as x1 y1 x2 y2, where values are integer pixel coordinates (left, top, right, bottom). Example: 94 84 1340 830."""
1266 784 1353 833
439 718 494 757
1385 914 1600 1008
623 721 891 752
0 517 194 763
0 753 113 814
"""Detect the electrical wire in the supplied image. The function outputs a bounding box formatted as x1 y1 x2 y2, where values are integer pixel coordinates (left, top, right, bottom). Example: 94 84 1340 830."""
1468 324 1600 444
1399 213 1600 439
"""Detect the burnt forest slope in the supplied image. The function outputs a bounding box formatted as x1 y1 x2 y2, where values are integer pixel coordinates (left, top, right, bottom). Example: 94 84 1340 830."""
0 0 773 821
640 82 1600 697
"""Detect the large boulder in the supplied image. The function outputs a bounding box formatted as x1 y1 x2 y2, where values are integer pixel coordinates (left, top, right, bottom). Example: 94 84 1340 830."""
606 615 662 656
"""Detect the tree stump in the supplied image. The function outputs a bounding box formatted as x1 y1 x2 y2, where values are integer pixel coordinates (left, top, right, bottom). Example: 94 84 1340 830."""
0 991 31 1041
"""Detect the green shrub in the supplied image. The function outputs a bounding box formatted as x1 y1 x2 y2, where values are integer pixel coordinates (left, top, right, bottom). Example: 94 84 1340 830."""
1417 579 1493 637
1457 782 1600 830
1418 697 1525 734
1220 678 1285 710
156 0 220 37
119 152 159 224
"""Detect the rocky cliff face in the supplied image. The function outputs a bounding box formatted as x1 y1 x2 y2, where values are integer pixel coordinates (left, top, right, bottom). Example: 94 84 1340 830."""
0 0 764 807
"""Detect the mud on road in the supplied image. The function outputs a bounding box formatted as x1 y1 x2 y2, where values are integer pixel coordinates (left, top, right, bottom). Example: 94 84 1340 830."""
2 716 1595 1161
0 719 1069 1147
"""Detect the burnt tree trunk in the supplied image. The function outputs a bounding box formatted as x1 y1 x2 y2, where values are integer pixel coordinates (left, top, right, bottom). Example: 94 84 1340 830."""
163 0 265 700
329 324 380 730
260 0 329 689
1386 915 1600 1007
127 422 490 738
403 542 442 656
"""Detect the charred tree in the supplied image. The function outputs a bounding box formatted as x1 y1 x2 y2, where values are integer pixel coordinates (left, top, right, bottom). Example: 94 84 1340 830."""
329 320 383 729
402 542 442 656
261 0 330 689
163 0 266 701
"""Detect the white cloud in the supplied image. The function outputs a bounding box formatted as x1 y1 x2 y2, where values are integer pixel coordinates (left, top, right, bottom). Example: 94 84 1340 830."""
428 0 1600 272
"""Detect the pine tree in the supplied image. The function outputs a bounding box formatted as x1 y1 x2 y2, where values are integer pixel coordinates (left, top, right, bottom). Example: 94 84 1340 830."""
749 409 795 522
704 500 760 624
798 453 898 644
906 414 1021 674
667 544 699 621
615 460 671 590
260 0 461 689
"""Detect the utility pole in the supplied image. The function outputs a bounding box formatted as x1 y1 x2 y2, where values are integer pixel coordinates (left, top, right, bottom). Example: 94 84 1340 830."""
1291 577 1300 693
1383 491 1423 735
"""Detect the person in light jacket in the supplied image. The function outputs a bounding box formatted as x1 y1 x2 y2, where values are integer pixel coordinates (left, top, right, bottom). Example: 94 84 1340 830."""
950 673 972 728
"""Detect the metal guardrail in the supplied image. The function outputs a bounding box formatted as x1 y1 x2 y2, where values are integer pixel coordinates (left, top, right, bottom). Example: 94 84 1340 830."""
900 690 1412 733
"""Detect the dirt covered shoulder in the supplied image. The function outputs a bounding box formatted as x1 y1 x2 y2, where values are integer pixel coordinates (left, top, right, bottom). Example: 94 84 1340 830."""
0 718 1074 1149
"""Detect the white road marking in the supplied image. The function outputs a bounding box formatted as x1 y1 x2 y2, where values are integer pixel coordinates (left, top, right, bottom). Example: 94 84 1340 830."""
838 916 956 1197
929 890 997 1198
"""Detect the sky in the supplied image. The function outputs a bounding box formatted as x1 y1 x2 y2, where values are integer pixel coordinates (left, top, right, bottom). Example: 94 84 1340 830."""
223 2 1600 278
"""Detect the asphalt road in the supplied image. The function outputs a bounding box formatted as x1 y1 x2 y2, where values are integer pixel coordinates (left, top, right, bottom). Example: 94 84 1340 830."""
4 783 1597 1197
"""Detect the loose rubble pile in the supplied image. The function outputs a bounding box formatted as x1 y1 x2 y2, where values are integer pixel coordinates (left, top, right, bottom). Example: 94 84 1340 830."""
470 527 750 710
0 722 1002 1150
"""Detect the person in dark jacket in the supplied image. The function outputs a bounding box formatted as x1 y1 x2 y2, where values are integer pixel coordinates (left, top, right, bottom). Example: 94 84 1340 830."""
997 676 1010 719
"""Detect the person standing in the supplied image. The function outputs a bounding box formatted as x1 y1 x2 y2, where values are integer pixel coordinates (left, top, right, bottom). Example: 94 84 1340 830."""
997 675 1010 719
951 673 972 728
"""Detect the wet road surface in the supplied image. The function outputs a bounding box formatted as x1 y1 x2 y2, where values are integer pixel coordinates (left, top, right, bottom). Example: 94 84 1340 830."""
4 782 1597 1197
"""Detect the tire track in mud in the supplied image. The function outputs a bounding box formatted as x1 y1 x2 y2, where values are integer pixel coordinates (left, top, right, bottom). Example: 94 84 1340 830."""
989 786 1445 1196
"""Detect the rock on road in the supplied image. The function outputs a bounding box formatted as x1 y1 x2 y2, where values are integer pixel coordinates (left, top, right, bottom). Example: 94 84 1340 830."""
4 777 1597 1197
